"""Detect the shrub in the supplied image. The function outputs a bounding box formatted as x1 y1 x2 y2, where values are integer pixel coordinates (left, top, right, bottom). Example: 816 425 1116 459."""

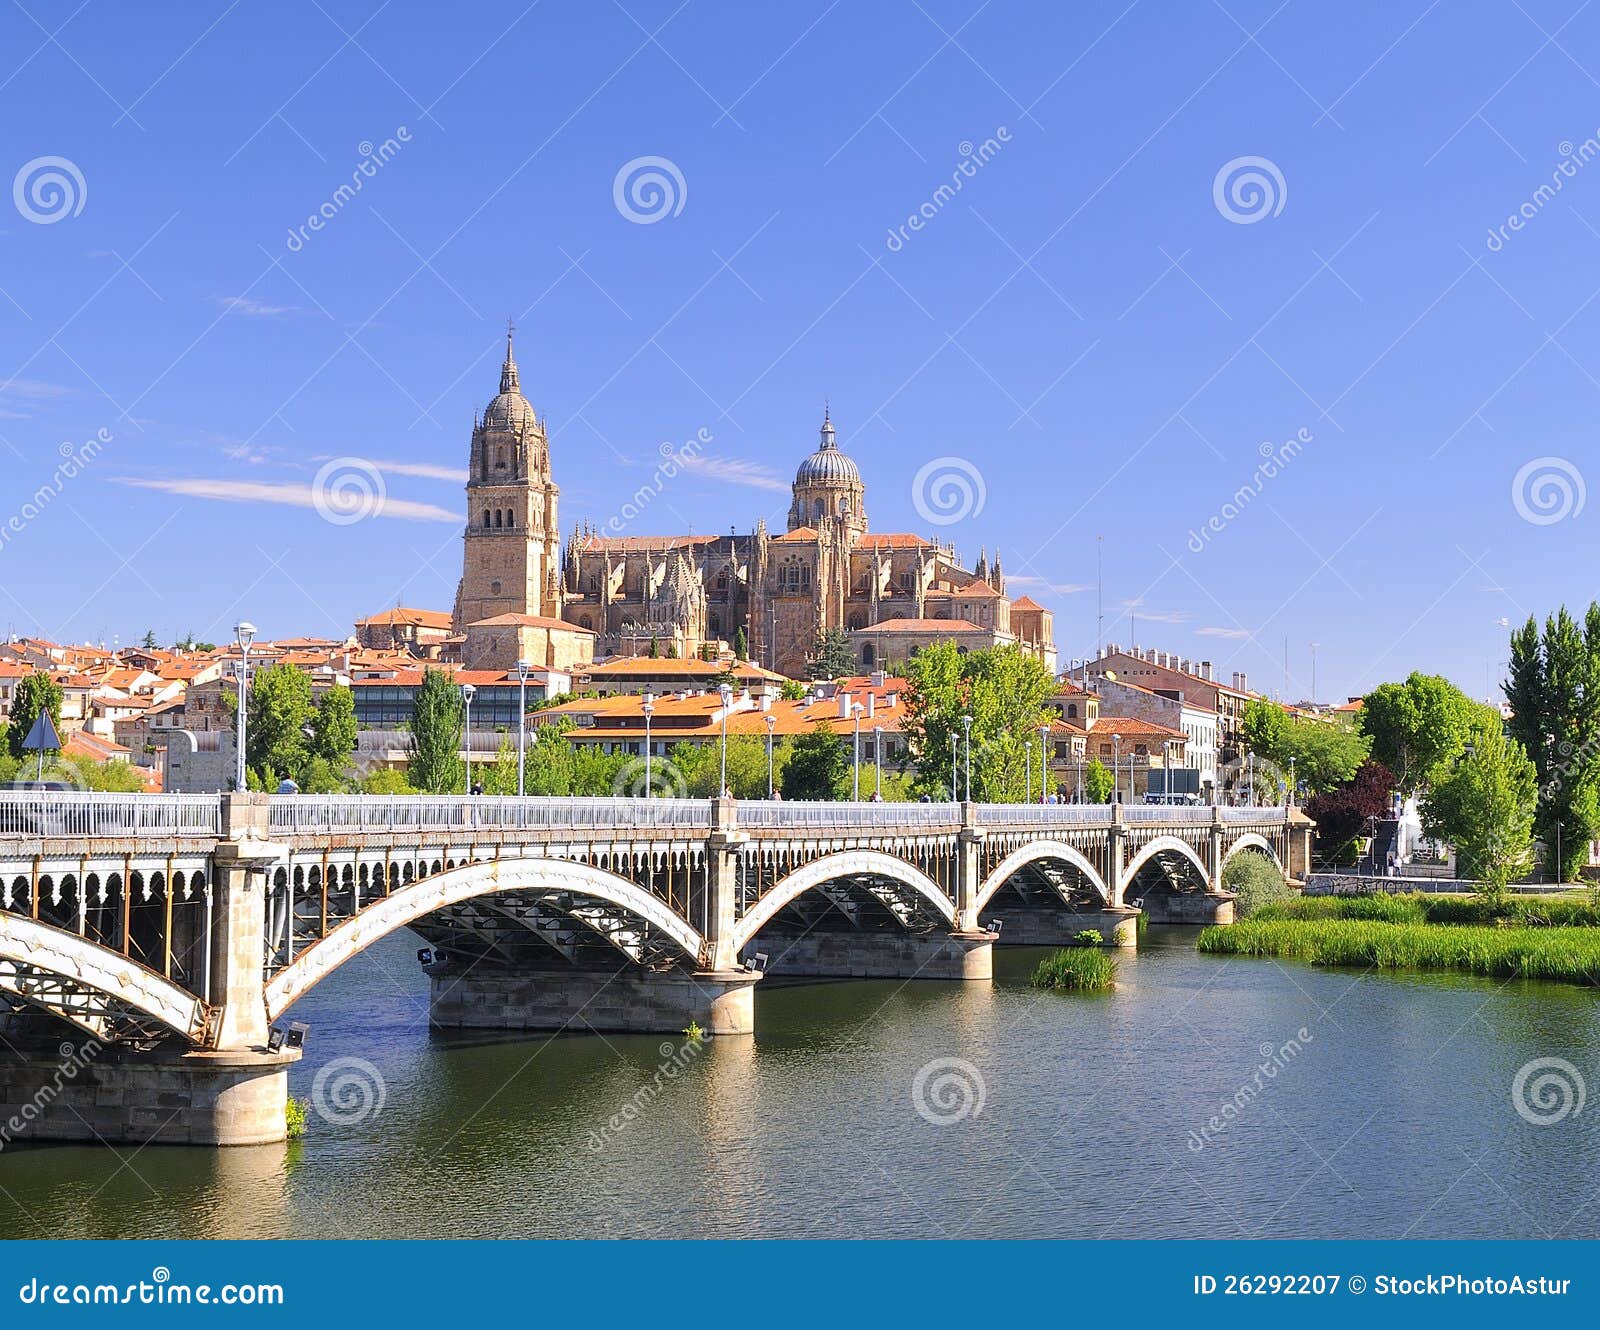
1031 947 1116 992
1071 929 1105 947
1222 853 1293 917
285 1097 308 1139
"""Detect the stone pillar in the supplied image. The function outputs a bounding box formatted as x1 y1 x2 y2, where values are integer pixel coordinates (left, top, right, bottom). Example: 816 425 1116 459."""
209 793 285 1051
430 966 759 1035
1108 802 1127 906
955 802 984 932
985 904 1140 948
741 927 992 980
1287 810 1315 883
701 796 746 973
1209 809 1226 892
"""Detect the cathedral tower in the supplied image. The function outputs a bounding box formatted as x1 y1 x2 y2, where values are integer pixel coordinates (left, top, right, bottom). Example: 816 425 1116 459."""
787 407 867 542
452 328 562 630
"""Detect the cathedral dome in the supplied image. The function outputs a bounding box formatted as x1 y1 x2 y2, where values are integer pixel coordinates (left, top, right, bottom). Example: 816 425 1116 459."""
482 328 538 434
795 408 859 483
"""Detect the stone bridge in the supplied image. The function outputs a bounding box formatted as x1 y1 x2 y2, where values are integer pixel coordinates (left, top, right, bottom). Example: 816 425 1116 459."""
0 791 1308 1145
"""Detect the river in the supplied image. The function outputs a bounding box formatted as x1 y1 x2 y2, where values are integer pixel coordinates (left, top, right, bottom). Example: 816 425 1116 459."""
3 928 1598 1239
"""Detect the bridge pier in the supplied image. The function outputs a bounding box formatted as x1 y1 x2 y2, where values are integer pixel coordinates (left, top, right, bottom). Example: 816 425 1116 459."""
0 1028 297 1147
985 905 1140 949
429 966 760 1036
1142 893 1235 925
740 928 994 981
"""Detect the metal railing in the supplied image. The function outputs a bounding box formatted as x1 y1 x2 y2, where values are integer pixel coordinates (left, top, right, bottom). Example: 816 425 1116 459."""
735 800 962 830
265 794 715 836
977 803 1115 827
0 791 222 839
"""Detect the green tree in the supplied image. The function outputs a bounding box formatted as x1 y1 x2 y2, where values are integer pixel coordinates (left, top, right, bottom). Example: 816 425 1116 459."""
900 643 1053 800
782 721 849 799
779 678 810 701
648 636 660 659
310 685 358 770
1421 715 1537 899
1083 756 1115 803
140 629 158 650
7 673 63 761
407 667 464 794
360 766 415 794
1276 718 1370 795
246 663 314 787
1359 672 1479 796
734 626 749 661
805 628 856 681
1505 605 1600 882
1241 699 1289 760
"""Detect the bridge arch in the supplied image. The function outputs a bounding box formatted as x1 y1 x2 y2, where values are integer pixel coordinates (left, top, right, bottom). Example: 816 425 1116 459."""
0 912 209 1044
1123 835 1212 895
264 856 705 1020
731 850 955 954
1220 832 1283 871
973 840 1110 914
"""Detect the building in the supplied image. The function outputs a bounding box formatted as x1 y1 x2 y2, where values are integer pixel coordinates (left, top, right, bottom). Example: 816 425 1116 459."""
434 333 1056 679
1086 675 1217 794
355 607 454 656
573 655 788 698
1085 646 1256 764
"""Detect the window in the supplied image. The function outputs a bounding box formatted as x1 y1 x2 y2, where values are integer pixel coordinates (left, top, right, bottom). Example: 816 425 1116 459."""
1067 704 1078 719
862 644 875 666
483 510 492 528
715 569 728 590
494 510 503 528
506 510 514 528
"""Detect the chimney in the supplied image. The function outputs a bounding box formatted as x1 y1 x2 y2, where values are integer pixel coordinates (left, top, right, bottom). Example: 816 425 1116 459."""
871 669 886 688
838 692 851 719
1201 660 1213 681
867 693 876 719
1238 671 1248 693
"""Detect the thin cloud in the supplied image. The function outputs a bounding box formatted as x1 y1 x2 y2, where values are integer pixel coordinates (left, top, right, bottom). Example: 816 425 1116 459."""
0 377 69 417
1007 574 1093 595
680 454 787 492
1196 625 1250 639
115 476 458 523
315 455 468 483
1130 608 1191 624
219 296 293 317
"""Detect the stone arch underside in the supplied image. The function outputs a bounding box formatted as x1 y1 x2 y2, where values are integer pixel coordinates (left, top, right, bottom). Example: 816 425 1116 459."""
0 912 209 1046
731 850 956 954
265 857 706 1020
1122 835 1214 900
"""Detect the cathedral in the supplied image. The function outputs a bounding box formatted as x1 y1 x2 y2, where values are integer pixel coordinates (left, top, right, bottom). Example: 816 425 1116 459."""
453 333 1055 678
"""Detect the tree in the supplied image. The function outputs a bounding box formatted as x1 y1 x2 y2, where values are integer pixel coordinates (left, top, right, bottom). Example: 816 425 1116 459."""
407 668 463 794
140 629 158 650
1276 719 1370 795
805 628 855 681
1505 605 1600 883
734 626 749 661
1421 716 1537 899
782 721 849 799
1083 757 1114 804
360 766 415 794
1359 672 1479 796
1241 699 1289 760
900 643 1053 800
245 663 314 787
311 685 358 767
1303 759 1395 864
648 635 660 659
7 673 63 761
1223 852 1292 916
779 679 809 701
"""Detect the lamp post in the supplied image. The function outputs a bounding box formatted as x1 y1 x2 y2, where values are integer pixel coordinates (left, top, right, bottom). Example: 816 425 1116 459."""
1287 756 1296 810
718 682 733 793
1025 738 1032 804
764 713 776 798
232 621 255 792
642 690 656 797
515 660 531 798
873 725 883 797
1111 732 1122 804
851 701 864 800
1247 751 1255 807
1039 723 1050 803
961 713 973 802
461 683 477 794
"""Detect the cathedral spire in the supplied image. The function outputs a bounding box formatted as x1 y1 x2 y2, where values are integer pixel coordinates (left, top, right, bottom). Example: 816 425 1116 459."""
500 317 520 394
820 402 836 450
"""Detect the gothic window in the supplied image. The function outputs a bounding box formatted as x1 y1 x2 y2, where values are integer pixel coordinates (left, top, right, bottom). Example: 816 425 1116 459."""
715 569 728 591
847 613 865 631
1067 704 1079 719
490 580 503 595
862 644 875 666
483 510 492 528
497 446 507 470
710 613 722 634
813 499 823 520
899 571 912 590
494 510 503 528
506 510 514 529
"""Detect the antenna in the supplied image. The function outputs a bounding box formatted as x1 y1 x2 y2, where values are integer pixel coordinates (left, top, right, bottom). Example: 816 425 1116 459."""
1096 535 1104 658
1309 642 1319 704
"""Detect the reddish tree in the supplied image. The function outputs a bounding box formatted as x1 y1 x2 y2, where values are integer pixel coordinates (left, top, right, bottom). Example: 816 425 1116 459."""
1303 759 1395 864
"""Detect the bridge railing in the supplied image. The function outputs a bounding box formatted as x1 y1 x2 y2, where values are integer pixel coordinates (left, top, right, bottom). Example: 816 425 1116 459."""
735 800 962 830
0 791 223 839
974 803 1115 828
265 794 715 835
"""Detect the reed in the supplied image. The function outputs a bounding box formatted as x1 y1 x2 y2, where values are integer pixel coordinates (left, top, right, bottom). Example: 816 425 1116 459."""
1030 946 1116 992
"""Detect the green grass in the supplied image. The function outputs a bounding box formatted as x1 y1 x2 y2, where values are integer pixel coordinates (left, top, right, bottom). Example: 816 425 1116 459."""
1198 917 1600 986
1252 891 1600 928
1031 946 1116 992
285 1097 308 1140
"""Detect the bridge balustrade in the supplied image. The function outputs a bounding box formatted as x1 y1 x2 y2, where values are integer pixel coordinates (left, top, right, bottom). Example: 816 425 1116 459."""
0 790 222 839
264 794 714 835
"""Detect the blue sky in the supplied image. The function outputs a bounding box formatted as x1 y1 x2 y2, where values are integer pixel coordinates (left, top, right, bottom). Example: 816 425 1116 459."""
2 0 1597 703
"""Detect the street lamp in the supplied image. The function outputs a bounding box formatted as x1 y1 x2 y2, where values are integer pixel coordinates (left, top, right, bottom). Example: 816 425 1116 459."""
1039 723 1050 803
1025 738 1032 804
1111 733 1122 804
642 690 656 797
233 621 255 792
764 713 776 798
961 713 973 802
461 683 477 794
1287 756 1296 810
851 701 864 800
515 660 531 798
718 682 733 794
873 725 883 797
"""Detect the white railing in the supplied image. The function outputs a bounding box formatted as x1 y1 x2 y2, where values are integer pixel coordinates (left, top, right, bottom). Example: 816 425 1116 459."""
1123 805 1217 823
0 791 222 839
1218 806 1290 824
736 800 962 830
977 803 1115 827
266 794 715 836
